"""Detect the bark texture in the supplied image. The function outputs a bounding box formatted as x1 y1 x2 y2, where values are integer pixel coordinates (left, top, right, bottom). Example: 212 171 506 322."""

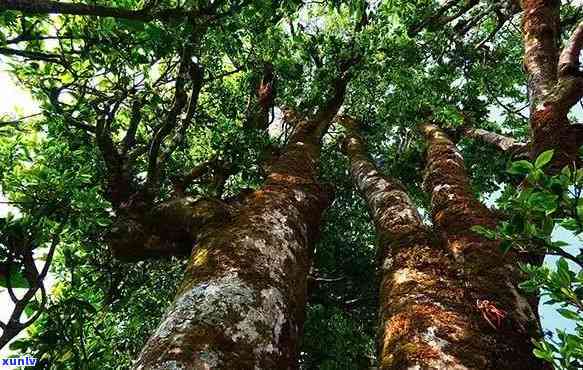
133 77 348 369
420 122 546 369
460 126 527 156
340 117 480 369
522 1 583 172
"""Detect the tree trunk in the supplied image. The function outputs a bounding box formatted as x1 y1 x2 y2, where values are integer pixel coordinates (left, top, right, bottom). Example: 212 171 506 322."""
340 117 488 369
420 122 546 369
133 79 348 368
522 0 583 172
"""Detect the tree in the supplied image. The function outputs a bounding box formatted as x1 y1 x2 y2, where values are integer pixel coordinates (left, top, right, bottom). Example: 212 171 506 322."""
0 0 581 369
341 115 544 368
135 70 354 368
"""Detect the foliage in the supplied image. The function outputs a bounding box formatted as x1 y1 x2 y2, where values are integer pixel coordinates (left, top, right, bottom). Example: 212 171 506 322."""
0 0 579 369
472 149 583 369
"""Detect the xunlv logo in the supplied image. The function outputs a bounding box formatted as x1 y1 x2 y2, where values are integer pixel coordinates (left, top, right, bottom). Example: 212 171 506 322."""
1 357 37 367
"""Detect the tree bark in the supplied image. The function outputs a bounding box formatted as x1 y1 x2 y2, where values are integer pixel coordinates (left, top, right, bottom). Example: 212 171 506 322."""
522 1 583 172
133 77 348 369
244 63 275 130
460 126 527 156
420 122 546 369
340 117 490 369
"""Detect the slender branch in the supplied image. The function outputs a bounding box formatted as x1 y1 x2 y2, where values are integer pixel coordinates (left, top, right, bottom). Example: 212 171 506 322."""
0 0 200 23
40 227 62 279
408 0 462 36
5 254 19 304
121 99 144 156
6 34 90 44
0 223 64 350
146 52 191 194
203 67 242 82
476 16 508 49
454 4 493 36
0 47 64 64
161 63 204 161
0 112 42 127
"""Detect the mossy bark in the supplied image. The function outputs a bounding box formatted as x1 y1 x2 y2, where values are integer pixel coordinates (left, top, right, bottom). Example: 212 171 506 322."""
133 98 345 368
342 118 540 369
342 121 466 369
522 0 583 172
420 123 546 369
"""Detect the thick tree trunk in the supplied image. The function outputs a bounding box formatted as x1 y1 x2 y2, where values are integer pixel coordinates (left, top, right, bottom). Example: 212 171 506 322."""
420 123 546 369
133 77 348 368
340 117 485 369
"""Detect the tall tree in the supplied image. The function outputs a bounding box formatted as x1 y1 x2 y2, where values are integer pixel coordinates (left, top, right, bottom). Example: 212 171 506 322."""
340 116 473 368
420 121 545 368
0 0 581 368
134 69 352 368
342 114 545 368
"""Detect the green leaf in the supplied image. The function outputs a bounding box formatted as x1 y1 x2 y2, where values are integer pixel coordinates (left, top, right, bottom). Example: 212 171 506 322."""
541 217 555 235
561 218 579 232
533 346 554 362
499 239 513 254
577 199 583 220
556 258 571 284
557 309 580 321
8 339 29 351
529 192 558 214
508 160 534 175
519 279 539 293
535 150 554 169
470 225 496 239
551 240 570 248
0 264 29 289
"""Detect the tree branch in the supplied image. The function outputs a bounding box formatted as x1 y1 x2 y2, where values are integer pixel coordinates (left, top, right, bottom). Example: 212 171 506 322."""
0 0 199 23
521 0 560 108
0 112 42 128
108 197 233 261
161 62 205 162
558 21 583 77
0 47 63 64
460 126 528 156
172 160 213 196
121 99 144 156
0 223 64 350
244 63 275 130
409 0 480 36
146 52 192 195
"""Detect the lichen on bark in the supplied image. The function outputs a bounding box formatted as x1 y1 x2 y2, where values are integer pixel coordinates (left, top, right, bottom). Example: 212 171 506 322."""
419 122 546 369
134 77 348 368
